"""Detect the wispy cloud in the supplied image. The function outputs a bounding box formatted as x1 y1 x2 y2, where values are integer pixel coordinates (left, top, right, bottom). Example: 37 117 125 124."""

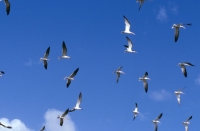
138 113 147 121
168 2 178 15
148 89 172 101
0 109 77 131
195 75 200 86
22 59 41 67
157 6 168 22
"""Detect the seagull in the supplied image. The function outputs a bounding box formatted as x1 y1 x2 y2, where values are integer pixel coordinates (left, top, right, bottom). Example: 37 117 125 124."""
40 46 50 70
174 87 186 105
152 113 163 131
121 16 135 35
182 116 192 131
40 126 45 131
114 66 125 83
57 108 69 126
124 36 137 53
136 0 145 10
0 0 10 15
132 103 139 120
0 71 5 77
69 92 82 112
58 41 70 59
172 23 192 42
178 62 194 77
64 68 79 88
139 72 150 93
0 122 12 129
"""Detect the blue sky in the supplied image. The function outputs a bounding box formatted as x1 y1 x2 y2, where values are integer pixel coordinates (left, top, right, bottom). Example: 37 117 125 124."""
0 0 200 131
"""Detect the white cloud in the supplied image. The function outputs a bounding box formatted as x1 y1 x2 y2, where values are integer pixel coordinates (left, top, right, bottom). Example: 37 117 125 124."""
157 6 167 22
44 109 77 131
138 113 147 121
148 89 172 101
195 76 200 86
0 109 77 131
0 118 32 131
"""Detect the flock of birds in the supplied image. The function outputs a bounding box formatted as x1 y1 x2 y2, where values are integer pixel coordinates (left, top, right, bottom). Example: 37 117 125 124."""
0 0 196 131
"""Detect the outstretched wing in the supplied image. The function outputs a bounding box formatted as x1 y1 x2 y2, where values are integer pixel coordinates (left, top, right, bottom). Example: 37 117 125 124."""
62 41 67 56
4 0 10 15
44 46 50 58
70 68 79 78
75 92 82 107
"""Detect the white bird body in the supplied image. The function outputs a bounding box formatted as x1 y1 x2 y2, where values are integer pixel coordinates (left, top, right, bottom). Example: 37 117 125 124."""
139 72 150 93
58 41 70 59
40 47 50 70
114 66 125 83
172 23 191 42
174 88 185 105
182 116 192 131
122 16 135 35
152 113 163 131
57 108 69 126
69 92 82 112
133 103 139 120
124 36 137 53
178 62 194 77
64 68 79 88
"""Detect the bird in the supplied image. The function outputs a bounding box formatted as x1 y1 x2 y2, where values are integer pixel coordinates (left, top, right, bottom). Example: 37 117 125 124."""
40 46 50 70
174 87 186 105
64 68 79 88
0 71 5 77
139 72 150 93
58 41 70 59
152 113 163 131
182 116 192 131
69 92 82 112
0 122 12 129
172 23 192 42
0 0 10 15
178 62 194 77
40 126 45 131
121 15 135 35
57 108 69 126
132 103 139 120
136 0 145 10
114 66 125 83
124 36 137 53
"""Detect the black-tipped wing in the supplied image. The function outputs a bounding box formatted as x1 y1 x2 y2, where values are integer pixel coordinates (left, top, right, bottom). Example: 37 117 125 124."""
4 0 10 15
62 41 67 56
180 65 187 77
124 45 129 48
40 126 45 131
117 66 123 71
75 92 82 107
183 62 194 66
138 1 144 11
60 118 63 126
156 113 163 120
67 79 71 88
44 46 50 58
144 72 148 77
135 103 138 108
143 80 148 93
62 108 69 117
0 71 5 74
116 72 120 83
175 28 179 42
43 60 48 70
70 68 79 78
126 36 133 49
186 116 192 121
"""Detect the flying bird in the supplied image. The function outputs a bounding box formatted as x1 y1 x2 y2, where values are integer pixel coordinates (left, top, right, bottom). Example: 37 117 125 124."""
0 71 5 77
40 126 45 131
182 116 192 131
136 0 145 10
132 103 139 120
178 62 194 77
121 16 135 35
58 41 70 59
174 87 186 105
124 36 137 53
0 0 10 15
57 108 69 126
172 23 192 42
69 92 82 112
64 68 79 88
114 66 125 83
40 46 50 70
139 72 150 93
152 113 163 131
0 122 12 129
